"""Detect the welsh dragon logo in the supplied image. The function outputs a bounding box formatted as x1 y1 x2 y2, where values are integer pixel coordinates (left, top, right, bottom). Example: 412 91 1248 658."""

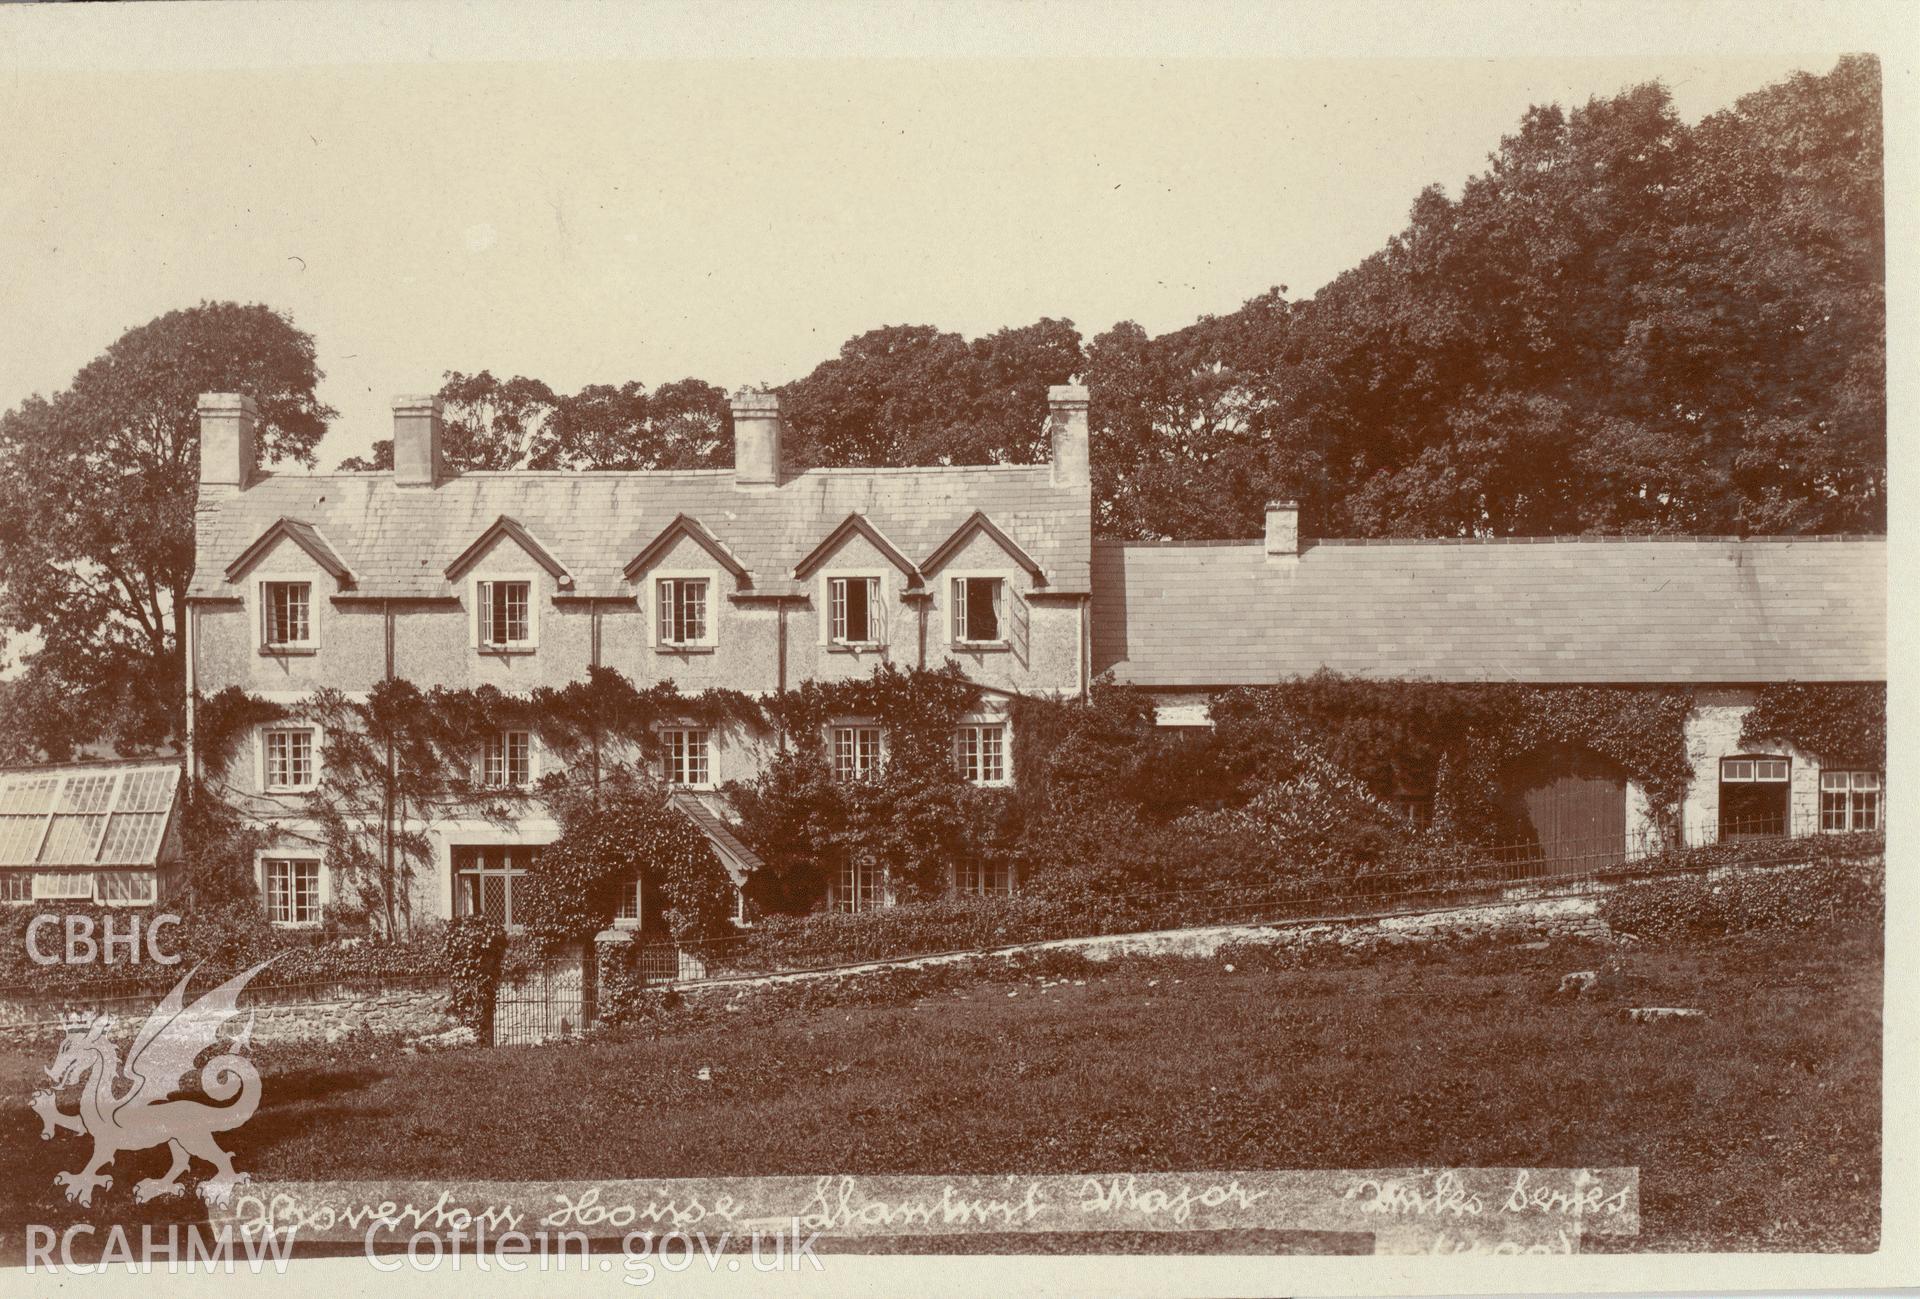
30 960 275 1207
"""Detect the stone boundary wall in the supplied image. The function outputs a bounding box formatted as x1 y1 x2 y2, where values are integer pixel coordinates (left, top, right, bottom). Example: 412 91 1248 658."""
0 982 454 1049
667 857 1839 996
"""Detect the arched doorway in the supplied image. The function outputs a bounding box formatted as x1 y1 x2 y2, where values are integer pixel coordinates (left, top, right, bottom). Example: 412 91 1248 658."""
1498 747 1629 877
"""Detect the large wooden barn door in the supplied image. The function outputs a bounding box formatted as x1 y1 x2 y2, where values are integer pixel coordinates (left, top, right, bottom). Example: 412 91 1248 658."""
1502 749 1627 877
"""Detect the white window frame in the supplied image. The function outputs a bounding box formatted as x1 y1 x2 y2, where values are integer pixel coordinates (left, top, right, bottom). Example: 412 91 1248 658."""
257 576 317 652
256 852 327 928
258 724 322 793
1820 770 1882 833
944 571 1013 648
613 875 644 928
834 853 889 913
954 719 1012 786
830 722 886 781
660 727 713 788
649 571 719 650
820 571 887 648
0 870 33 905
471 574 540 652
481 729 536 788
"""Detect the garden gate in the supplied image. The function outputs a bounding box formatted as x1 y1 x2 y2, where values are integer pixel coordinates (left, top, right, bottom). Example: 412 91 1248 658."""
490 947 595 1046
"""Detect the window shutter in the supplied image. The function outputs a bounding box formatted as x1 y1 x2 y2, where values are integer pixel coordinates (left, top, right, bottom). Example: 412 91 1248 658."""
260 584 271 647
658 579 675 644
1009 586 1030 667
992 579 1006 641
831 578 847 642
950 577 966 644
477 581 493 648
871 578 887 645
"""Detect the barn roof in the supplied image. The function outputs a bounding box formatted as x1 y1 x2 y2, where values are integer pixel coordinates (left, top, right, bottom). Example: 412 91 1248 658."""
189 465 1091 602
0 758 184 869
1091 535 1887 687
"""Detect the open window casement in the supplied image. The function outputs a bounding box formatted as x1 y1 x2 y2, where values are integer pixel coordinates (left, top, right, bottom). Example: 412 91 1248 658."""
256 578 316 650
651 575 715 648
949 576 1009 646
1008 586 1031 666
827 575 886 646
471 576 538 650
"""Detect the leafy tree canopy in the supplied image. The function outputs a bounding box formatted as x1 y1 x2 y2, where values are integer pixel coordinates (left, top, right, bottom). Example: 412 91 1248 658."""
0 302 334 755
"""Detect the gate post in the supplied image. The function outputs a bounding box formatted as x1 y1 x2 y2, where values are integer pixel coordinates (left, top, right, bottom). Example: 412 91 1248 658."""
580 936 599 1028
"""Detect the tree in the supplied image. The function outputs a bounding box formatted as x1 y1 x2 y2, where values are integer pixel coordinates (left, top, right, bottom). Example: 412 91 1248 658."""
341 372 734 473
0 303 335 755
777 319 1083 468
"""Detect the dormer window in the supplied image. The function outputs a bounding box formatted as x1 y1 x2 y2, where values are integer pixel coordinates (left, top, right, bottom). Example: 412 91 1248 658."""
657 578 711 648
263 581 313 650
830 577 882 646
477 579 534 651
949 576 1005 645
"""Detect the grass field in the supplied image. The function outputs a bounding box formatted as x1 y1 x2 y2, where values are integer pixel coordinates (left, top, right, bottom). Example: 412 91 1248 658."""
0 913 1881 1255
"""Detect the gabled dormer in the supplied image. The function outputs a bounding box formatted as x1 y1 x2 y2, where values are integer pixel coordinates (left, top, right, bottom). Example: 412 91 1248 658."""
625 514 751 652
795 513 921 651
224 517 353 656
445 515 573 654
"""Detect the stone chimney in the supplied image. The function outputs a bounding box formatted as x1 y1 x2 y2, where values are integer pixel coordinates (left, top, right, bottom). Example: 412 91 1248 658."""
197 393 258 490
1048 384 1089 489
730 388 782 487
393 395 445 488
1265 500 1300 560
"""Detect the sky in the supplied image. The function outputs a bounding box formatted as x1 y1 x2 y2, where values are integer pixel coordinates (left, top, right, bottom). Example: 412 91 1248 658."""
0 52 1844 468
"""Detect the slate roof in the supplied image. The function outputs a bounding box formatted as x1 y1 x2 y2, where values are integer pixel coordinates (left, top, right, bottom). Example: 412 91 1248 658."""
1091 536 1887 687
191 467 1090 601
669 792 765 885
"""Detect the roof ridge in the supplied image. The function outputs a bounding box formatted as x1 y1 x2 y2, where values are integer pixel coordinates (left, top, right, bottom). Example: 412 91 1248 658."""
1100 534 1888 550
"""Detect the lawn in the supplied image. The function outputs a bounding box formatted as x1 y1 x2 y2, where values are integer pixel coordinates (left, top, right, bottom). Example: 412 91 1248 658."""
0 913 1881 1256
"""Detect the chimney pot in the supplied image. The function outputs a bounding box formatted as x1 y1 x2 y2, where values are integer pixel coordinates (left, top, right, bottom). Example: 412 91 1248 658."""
197 393 258 490
393 395 444 488
1047 384 1089 489
1265 500 1300 559
730 388 782 487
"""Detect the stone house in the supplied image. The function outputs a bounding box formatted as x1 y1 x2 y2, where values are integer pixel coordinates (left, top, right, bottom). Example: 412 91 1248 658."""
1091 502 1887 868
183 387 1094 929
172 380 1884 931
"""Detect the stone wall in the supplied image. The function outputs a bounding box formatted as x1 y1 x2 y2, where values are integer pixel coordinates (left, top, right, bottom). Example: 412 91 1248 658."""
0 981 454 1049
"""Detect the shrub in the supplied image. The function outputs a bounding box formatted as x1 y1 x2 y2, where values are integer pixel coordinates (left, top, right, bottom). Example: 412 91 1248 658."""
1598 846 1884 940
520 773 737 947
443 915 507 1029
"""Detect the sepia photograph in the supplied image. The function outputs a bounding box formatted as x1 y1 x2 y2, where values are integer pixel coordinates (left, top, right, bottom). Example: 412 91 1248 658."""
0 2 1909 1294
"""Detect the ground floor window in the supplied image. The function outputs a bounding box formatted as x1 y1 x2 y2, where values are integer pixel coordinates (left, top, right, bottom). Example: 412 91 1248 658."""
263 857 321 925
1821 770 1881 832
1720 756 1790 838
98 871 159 907
955 860 1015 897
454 845 539 927
834 854 887 913
613 875 644 927
0 871 33 903
33 871 95 901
